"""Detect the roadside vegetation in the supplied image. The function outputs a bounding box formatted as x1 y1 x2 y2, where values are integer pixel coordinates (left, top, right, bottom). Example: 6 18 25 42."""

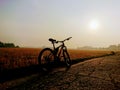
0 48 112 71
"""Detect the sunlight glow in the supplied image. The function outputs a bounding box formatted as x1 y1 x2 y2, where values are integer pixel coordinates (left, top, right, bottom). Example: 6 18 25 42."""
89 20 99 30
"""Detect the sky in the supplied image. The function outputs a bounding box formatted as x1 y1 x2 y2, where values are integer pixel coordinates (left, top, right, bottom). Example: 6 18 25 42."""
1 0 120 48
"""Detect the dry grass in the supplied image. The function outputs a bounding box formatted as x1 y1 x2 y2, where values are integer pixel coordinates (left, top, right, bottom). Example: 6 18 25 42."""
0 48 111 70
68 49 111 59
0 48 40 70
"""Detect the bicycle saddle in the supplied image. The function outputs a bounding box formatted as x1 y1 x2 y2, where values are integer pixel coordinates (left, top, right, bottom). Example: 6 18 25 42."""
49 38 56 43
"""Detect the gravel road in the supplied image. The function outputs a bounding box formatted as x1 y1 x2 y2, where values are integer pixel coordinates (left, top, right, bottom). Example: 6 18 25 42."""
1 54 120 90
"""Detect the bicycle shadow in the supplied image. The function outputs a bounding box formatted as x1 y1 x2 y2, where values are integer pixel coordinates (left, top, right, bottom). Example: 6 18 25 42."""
0 62 70 83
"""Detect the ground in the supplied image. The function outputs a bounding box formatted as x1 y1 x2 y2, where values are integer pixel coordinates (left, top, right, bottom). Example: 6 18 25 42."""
1 53 120 90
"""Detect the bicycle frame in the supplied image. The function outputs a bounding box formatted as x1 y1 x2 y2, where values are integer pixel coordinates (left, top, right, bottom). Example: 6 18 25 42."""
54 43 67 58
50 41 68 61
48 37 72 61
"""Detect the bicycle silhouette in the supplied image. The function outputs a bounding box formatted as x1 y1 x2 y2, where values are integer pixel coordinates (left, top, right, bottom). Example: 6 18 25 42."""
38 37 72 71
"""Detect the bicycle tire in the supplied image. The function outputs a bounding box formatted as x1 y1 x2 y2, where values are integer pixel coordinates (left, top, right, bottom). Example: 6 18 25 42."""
38 48 54 71
63 50 71 67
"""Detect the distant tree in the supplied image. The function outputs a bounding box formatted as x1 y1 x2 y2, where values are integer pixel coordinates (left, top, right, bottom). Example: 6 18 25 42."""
0 42 4 47
0 41 19 48
4 43 15 47
77 44 120 51
108 45 117 50
118 44 120 50
16 46 19 48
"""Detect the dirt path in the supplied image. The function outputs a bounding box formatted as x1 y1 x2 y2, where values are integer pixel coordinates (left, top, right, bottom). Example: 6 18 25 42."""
1 54 120 90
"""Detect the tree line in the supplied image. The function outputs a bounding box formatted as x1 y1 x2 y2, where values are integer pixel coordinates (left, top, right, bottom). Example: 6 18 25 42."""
0 41 19 48
78 44 120 51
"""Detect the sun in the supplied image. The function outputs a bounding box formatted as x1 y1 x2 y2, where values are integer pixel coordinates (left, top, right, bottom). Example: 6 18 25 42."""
89 20 99 30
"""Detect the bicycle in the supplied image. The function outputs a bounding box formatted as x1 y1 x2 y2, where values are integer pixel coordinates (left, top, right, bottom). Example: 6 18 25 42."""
38 37 72 71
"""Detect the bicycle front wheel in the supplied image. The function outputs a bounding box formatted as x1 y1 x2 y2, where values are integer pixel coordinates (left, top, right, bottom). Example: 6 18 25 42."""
38 48 54 71
63 50 71 67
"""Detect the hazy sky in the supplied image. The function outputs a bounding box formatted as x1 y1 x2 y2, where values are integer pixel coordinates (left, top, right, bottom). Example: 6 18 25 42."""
1 0 120 48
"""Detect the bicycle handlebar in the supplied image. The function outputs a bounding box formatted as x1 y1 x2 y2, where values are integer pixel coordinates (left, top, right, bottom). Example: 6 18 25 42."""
59 37 72 42
49 37 72 44
65 37 72 41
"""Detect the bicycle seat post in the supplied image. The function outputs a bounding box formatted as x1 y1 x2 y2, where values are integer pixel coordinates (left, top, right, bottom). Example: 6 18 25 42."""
49 38 56 50
52 42 55 50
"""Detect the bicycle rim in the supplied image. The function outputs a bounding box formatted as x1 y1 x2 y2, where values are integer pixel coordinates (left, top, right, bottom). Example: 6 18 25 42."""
38 48 54 71
63 50 71 67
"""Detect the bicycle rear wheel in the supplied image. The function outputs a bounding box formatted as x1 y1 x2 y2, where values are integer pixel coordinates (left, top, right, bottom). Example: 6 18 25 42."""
63 50 71 67
38 48 54 71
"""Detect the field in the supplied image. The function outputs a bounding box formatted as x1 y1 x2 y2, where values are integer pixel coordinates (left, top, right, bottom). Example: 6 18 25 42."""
0 48 112 71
